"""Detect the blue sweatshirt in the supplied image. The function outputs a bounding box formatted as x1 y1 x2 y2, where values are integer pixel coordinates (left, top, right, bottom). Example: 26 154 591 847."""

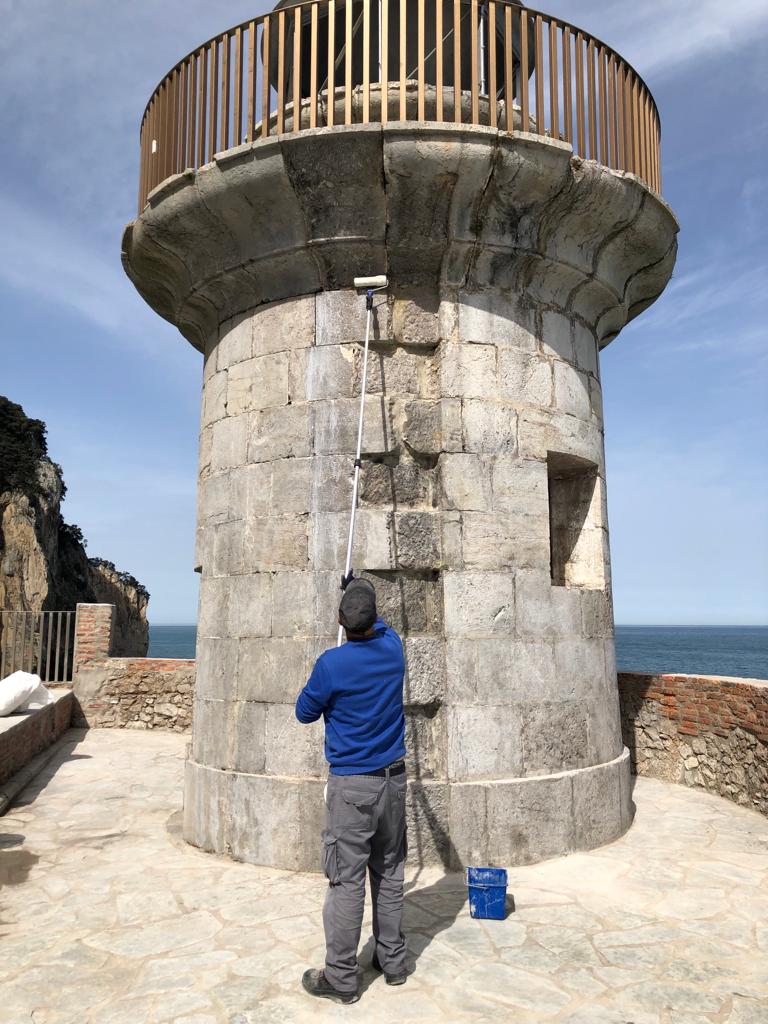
295 618 406 775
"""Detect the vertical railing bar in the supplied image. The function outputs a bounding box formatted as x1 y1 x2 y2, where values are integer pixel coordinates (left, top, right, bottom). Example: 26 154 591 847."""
328 0 336 126
502 3 512 132
208 40 219 158
453 0 461 123
418 0 426 120
45 610 53 682
0 612 6 680
15 612 23 675
651 104 656 190
188 54 197 165
562 26 572 145
150 100 157 194
363 0 371 123
400 0 407 120
11 613 20 675
587 38 597 159
292 9 301 131
138 115 145 212
164 77 172 179
262 17 271 137
519 8 529 133
646 88 653 186
4 612 10 679
434 0 441 122
628 72 635 173
534 15 544 134
638 84 645 184
23 612 31 674
221 33 230 150
23 612 30 675
234 27 243 145
310 6 318 128
487 0 496 128
629 72 638 174
607 53 617 168
35 612 44 679
549 19 559 140
175 67 183 172
616 62 623 169
175 66 183 171
382 0 389 122
470 0 479 125
345 0 352 124
633 76 641 176
145 100 154 203
158 83 167 182
199 46 209 163
165 74 175 176
54 612 62 684
157 84 165 183
574 32 584 155
247 23 256 142
180 61 189 168
598 45 607 165
656 109 662 192
627 67 634 174
62 612 72 683
277 10 286 133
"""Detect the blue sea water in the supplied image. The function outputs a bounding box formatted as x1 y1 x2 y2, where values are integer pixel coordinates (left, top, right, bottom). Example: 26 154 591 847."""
614 625 767 680
149 623 768 680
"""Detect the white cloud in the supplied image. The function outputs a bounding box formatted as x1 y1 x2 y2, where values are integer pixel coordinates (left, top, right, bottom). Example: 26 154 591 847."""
538 1 768 78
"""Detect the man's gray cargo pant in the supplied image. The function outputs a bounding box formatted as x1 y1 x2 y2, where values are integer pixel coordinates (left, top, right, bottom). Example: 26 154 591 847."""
321 765 408 992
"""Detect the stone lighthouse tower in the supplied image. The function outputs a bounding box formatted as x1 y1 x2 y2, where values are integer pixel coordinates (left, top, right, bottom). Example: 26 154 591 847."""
123 0 677 870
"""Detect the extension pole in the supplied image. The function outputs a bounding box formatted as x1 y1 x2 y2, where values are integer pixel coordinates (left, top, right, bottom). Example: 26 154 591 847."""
337 289 375 647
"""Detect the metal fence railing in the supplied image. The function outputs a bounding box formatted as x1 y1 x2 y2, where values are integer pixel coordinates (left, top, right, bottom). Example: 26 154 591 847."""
137 0 661 212
0 611 76 684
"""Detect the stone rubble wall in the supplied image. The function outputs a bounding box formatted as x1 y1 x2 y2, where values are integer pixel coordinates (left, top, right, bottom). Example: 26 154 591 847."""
618 672 768 816
71 604 194 732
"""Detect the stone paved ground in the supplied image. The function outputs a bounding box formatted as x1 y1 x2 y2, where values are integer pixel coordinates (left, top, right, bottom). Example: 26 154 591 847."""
1 729 767 1024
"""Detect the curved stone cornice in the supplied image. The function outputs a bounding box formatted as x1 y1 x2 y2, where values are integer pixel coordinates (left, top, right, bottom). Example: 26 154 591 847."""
121 123 678 352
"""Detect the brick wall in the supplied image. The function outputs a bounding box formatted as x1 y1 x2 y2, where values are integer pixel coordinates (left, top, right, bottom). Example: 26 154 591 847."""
72 603 195 731
618 672 768 816
72 603 115 670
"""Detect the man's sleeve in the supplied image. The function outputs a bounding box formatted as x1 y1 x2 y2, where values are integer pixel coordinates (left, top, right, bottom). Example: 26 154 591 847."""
295 658 330 723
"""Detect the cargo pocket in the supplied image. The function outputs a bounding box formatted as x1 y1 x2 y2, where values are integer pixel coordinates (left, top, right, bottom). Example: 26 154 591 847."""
321 830 340 885
341 788 377 826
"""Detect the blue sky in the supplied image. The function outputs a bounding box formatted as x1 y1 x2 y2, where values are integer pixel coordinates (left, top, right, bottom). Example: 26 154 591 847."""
2 1 766 625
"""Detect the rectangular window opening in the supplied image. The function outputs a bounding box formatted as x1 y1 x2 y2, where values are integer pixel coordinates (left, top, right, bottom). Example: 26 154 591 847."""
547 451 605 589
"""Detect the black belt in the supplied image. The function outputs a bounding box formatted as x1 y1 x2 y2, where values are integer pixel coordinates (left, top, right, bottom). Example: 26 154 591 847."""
358 760 406 778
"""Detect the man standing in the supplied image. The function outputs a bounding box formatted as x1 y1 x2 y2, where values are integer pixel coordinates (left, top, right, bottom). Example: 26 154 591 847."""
295 578 409 1004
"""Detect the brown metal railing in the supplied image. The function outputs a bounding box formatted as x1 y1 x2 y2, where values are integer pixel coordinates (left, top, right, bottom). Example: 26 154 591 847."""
137 0 661 211
0 611 76 684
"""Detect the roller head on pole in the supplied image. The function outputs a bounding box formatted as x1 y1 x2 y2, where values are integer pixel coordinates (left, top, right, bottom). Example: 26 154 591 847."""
353 275 388 291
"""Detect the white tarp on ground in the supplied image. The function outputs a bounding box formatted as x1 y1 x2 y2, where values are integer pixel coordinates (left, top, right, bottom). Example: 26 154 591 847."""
0 671 54 716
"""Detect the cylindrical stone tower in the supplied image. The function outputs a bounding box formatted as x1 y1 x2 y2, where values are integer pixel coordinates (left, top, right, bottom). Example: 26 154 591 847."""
123 1 678 870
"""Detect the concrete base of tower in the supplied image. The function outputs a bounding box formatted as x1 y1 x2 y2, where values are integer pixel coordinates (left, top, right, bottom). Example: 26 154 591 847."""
182 747 633 871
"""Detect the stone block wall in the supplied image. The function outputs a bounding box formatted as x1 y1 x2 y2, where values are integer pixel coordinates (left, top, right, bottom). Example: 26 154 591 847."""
72 604 194 731
618 672 768 815
0 689 73 787
187 283 631 870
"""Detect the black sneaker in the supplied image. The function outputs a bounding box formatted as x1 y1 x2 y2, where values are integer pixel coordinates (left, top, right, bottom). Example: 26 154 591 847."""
371 952 408 985
301 969 360 1004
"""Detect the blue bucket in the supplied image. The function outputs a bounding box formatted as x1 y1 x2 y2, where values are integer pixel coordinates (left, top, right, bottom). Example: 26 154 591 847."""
466 867 508 920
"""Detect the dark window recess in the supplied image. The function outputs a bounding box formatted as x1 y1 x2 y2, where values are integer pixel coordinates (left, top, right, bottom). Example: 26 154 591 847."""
547 452 601 588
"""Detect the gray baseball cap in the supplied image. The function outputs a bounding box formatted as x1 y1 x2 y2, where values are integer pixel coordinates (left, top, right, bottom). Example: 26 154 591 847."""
339 578 377 633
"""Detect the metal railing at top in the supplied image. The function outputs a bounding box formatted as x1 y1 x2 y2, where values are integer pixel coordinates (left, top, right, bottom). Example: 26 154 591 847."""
0 611 76 684
137 0 661 213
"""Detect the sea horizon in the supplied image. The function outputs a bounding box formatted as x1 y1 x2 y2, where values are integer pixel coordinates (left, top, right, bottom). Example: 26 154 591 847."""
148 623 768 681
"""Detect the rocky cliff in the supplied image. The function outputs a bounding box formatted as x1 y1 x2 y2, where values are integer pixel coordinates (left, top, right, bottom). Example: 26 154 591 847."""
0 397 149 655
